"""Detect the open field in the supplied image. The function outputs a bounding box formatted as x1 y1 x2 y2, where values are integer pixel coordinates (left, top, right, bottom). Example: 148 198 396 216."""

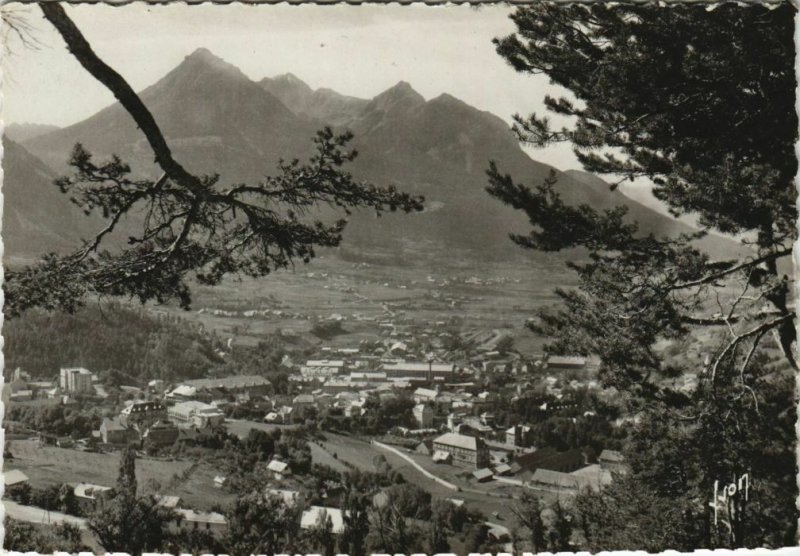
167 462 237 511
315 432 532 523
317 433 382 472
308 441 350 474
224 419 299 439
8 440 192 488
151 255 573 353
5 440 234 511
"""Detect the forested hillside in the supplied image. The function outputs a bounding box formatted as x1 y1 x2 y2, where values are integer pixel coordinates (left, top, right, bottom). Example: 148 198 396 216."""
4 303 224 382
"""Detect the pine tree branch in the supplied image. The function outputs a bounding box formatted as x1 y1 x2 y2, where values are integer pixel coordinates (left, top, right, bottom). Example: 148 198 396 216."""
39 3 203 193
673 248 792 291
708 313 794 383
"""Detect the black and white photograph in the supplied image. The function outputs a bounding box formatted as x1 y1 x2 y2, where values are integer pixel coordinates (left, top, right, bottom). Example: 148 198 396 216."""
0 1 797 554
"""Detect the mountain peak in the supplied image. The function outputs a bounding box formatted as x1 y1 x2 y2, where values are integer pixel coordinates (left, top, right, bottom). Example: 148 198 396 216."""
368 81 425 114
274 72 310 85
186 47 225 64
430 92 463 105
384 81 423 99
264 72 314 96
180 48 248 80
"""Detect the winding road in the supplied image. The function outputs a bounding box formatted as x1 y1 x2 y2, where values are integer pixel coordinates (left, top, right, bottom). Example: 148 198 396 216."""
3 500 87 529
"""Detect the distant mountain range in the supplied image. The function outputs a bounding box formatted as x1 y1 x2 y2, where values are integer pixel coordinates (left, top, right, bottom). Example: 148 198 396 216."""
5 123 61 143
2 136 103 259
6 47 744 264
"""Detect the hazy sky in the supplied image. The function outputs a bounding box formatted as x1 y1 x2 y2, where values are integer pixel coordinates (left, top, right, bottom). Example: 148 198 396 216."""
2 4 584 163
2 2 665 208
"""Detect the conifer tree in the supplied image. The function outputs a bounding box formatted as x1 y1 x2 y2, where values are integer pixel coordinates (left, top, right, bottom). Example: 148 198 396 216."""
88 447 173 554
488 3 797 550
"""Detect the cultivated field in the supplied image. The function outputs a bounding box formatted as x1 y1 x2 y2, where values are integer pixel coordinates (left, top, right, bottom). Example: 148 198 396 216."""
152 254 574 353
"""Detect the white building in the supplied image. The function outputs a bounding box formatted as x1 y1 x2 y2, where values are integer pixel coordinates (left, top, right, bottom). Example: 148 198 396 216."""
413 387 439 403
301 360 346 378
171 509 227 537
546 356 587 369
265 488 301 506
74 483 112 512
432 432 490 468
266 459 291 480
382 362 455 382
60 367 94 394
4 470 29 489
168 401 225 428
413 403 434 427
300 506 345 534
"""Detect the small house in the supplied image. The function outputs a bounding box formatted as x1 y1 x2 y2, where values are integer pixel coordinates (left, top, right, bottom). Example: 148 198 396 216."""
172 509 227 537
266 459 291 480
100 417 139 445
74 483 113 513
4 469 29 495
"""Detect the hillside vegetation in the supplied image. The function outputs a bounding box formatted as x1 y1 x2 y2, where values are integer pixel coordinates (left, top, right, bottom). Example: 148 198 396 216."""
5 303 223 382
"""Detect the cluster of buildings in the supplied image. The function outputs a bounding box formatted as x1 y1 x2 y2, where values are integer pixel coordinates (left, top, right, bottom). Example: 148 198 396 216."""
417 427 625 495
100 400 174 446
293 356 459 389
95 375 273 448
2 367 99 405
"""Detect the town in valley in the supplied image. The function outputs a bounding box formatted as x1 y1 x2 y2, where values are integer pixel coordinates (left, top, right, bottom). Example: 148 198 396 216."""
2 2 796 554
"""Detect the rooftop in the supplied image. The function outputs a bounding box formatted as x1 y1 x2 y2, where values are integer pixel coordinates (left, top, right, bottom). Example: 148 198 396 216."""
4 469 29 486
414 387 438 398
494 463 513 475
434 432 481 451
599 449 625 463
156 495 182 508
383 362 454 373
547 355 587 366
472 468 494 480
170 400 221 413
569 464 613 490
266 488 300 505
179 375 271 390
530 468 579 489
122 401 165 414
267 460 290 473
306 360 345 367
176 508 227 524
169 385 197 397
74 483 112 499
